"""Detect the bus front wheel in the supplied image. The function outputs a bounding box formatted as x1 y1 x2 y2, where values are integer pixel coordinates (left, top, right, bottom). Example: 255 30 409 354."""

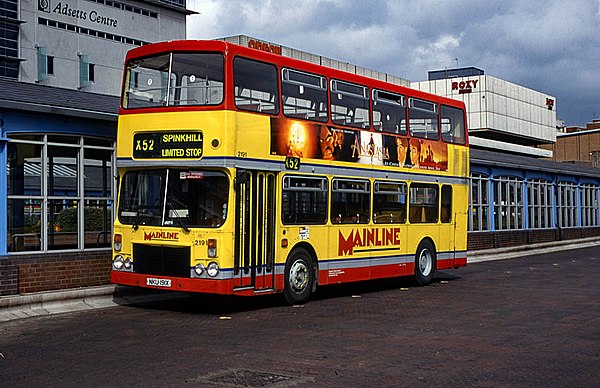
414 240 436 286
283 248 314 305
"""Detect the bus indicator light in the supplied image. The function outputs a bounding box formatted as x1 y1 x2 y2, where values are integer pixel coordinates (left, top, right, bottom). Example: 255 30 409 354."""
208 239 217 258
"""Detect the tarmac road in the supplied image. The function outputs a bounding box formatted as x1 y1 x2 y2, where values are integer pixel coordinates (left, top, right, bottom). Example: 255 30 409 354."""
0 245 599 387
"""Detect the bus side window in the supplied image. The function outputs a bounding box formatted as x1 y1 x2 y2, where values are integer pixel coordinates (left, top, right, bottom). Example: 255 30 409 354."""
330 80 370 129
331 179 370 224
409 98 439 140
234 57 279 115
440 105 466 144
441 185 452 223
282 68 328 122
281 175 328 225
373 181 407 224
372 90 407 135
409 183 439 223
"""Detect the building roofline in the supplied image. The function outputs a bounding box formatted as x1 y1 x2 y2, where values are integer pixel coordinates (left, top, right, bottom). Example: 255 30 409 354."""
136 0 198 15
471 148 600 179
557 128 600 137
0 78 119 121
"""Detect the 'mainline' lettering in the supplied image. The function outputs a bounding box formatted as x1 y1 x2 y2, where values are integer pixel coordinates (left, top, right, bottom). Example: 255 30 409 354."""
144 231 179 241
338 227 401 256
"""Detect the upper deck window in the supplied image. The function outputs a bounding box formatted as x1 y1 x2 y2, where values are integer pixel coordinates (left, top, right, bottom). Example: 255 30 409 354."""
330 80 370 129
440 105 466 144
409 98 439 140
372 90 406 134
234 57 279 114
282 68 328 122
123 52 224 109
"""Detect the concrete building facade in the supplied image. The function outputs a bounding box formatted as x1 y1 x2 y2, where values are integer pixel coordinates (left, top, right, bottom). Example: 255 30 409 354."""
413 68 556 155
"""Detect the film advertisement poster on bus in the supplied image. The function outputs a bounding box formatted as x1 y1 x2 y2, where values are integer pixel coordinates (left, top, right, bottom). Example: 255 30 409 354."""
270 117 448 171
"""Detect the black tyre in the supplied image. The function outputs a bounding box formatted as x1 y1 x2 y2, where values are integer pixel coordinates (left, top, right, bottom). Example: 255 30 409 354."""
283 248 314 305
414 240 436 285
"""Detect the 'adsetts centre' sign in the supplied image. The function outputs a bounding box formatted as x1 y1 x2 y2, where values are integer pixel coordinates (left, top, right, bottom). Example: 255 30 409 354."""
39 0 119 28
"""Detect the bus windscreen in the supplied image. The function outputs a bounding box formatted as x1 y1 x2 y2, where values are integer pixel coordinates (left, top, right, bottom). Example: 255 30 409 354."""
122 53 224 109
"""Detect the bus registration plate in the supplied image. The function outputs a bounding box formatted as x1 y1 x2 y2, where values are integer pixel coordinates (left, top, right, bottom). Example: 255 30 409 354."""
146 278 172 288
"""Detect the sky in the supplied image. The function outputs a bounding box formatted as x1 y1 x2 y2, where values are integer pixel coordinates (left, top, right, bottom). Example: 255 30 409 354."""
186 0 600 127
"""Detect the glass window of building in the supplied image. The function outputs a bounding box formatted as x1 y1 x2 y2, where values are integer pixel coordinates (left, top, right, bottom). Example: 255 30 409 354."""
469 173 490 231
493 176 524 230
0 0 20 78
6 134 115 253
557 181 578 228
580 184 599 227
527 179 554 229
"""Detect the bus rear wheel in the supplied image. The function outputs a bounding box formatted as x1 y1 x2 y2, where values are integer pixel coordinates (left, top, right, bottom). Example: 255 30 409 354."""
283 248 314 305
414 240 436 286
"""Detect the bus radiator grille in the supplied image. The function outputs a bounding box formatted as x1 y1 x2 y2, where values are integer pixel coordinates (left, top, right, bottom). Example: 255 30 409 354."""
132 244 190 278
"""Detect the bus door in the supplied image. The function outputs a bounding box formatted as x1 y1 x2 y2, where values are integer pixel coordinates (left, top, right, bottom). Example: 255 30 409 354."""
440 185 456 267
233 170 276 292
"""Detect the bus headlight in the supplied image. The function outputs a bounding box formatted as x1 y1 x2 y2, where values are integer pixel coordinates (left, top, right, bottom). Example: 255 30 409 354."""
124 257 132 270
113 255 124 270
207 262 220 277
194 263 205 276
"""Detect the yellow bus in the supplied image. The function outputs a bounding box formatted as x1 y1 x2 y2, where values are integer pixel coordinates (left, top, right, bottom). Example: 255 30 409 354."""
111 40 469 304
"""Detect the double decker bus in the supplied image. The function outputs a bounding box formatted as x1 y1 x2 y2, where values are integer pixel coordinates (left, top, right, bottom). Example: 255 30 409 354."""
111 39 469 304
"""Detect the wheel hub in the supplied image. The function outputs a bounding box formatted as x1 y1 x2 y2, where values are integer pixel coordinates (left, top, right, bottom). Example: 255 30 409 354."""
289 260 308 292
419 249 433 277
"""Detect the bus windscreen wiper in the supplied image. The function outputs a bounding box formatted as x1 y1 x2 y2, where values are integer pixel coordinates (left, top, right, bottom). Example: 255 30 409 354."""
132 200 160 231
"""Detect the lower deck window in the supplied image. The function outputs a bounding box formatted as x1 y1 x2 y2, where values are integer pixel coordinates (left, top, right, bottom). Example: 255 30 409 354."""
373 181 407 224
281 175 328 224
409 183 439 223
331 179 370 224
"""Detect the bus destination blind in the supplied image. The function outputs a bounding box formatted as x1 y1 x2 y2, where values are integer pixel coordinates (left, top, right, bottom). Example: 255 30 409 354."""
133 131 203 159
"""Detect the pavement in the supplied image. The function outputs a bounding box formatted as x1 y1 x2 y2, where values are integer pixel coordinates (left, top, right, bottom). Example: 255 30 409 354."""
2 236 600 323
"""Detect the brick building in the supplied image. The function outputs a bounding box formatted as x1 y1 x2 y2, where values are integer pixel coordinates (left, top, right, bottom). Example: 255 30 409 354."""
538 120 600 168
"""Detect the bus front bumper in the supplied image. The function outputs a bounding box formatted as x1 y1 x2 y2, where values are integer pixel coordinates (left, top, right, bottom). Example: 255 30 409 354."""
110 270 235 295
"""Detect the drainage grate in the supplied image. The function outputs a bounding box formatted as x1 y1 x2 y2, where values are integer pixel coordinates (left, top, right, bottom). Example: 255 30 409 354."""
196 369 305 387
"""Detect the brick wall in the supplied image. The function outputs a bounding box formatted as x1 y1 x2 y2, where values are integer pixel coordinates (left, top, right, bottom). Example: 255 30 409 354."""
527 229 559 244
467 232 494 251
494 231 529 248
0 250 112 295
559 228 582 241
0 258 19 296
581 226 600 238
